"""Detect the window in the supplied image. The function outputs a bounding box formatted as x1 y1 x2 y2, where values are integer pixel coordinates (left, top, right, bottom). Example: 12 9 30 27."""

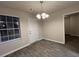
0 15 21 42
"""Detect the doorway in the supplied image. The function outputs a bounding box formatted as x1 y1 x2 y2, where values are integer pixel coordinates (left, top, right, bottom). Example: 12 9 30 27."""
64 12 79 51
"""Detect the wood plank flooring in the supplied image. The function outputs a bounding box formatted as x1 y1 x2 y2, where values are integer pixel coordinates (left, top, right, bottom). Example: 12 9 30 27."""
6 38 79 57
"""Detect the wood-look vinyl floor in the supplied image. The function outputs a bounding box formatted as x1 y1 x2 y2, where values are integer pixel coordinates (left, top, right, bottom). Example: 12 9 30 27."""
6 36 79 57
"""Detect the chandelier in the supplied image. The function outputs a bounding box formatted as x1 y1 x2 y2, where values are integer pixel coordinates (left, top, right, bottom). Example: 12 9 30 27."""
36 1 50 19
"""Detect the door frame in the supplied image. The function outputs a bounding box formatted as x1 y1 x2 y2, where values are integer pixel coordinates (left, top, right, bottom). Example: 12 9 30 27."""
63 11 79 44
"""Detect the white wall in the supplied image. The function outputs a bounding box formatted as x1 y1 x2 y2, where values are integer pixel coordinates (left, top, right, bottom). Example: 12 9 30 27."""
28 15 42 43
0 6 41 56
42 4 79 44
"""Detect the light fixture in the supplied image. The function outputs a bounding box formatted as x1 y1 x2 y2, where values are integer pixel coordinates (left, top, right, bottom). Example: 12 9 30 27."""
36 1 50 20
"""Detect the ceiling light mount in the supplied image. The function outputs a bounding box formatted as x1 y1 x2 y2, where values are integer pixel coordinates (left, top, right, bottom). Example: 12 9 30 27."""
40 1 43 4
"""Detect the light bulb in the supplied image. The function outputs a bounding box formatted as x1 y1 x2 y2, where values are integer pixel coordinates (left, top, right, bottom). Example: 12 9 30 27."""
36 13 50 19
42 16 46 19
36 14 41 19
45 14 49 18
41 13 46 19
41 13 46 17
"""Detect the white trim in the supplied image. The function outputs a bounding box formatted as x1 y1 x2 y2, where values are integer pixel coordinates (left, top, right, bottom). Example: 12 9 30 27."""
44 38 65 44
69 34 79 37
64 11 79 16
0 38 20 45
63 15 65 44
64 11 79 44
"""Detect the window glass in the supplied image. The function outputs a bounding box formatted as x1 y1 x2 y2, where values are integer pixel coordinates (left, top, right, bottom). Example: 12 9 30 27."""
7 23 13 28
7 16 13 22
0 15 20 42
1 36 8 42
0 30 8 36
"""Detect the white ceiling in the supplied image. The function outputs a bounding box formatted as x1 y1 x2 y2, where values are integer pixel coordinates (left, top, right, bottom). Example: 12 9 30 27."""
0 1 79 14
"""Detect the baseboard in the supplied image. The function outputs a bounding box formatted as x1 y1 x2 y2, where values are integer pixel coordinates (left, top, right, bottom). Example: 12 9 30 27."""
44 38 65 44
66 34 79 37
1 38 42 57
71 34 79 37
